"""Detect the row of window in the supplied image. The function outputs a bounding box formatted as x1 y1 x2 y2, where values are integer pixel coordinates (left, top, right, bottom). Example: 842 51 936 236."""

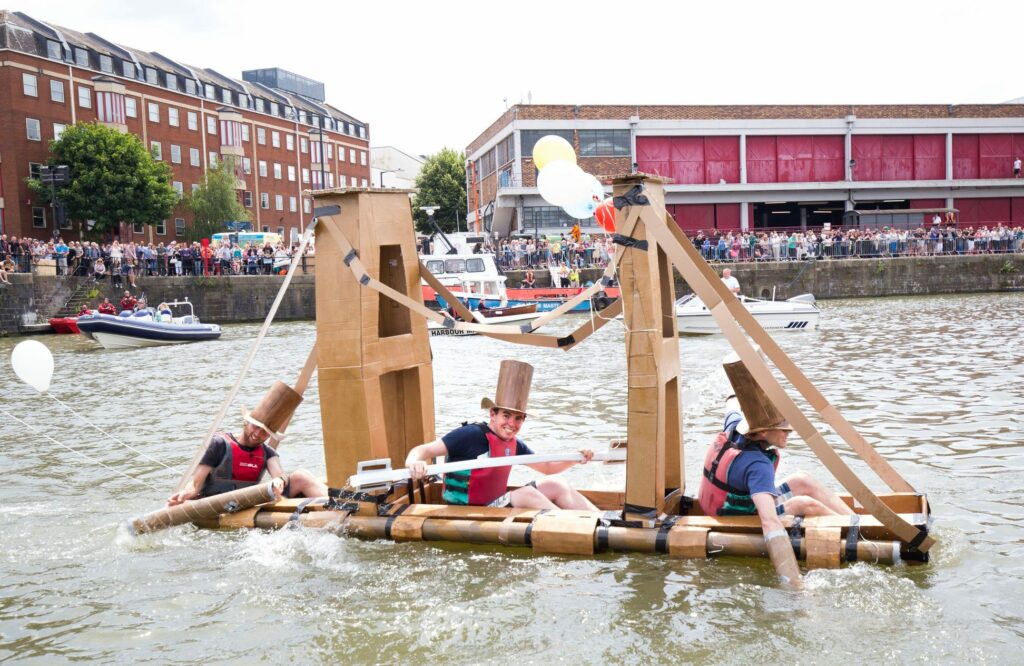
31 207 291 239
42 38 366 139
475 130 632 179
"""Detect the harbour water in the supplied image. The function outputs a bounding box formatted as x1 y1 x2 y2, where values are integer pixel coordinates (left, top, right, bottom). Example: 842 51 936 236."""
1 292 1023 663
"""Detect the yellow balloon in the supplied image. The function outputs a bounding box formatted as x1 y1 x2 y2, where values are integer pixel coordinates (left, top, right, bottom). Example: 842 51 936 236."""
532 135 576 170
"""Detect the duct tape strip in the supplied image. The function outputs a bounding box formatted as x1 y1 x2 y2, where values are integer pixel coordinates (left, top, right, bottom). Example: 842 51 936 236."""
596 525 610 552
328 487 390 504
613 184 649 208
343 248 357 265
612 234 648 251
655 516 680 554
845 514 861 562
288 498 326 527
384 504 409 540
623 503 659 522
313 205 341 218
498 515 518 547
638 205 934 553
524 509 551 547
789 515 805 555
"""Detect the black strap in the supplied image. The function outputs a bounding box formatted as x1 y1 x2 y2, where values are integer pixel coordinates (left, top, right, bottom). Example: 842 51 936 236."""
557 335 576 347
596 525 610 552
845 514 861 562
789 515 805 555
907 526 929 551
524 509 550 547
384 503 409 540
702 442 747 496
623 503 659 521
406 479 416 506
612 234 648 251
613 184 649 209
655 516 679 554
287 497 325 527
343 248 357 265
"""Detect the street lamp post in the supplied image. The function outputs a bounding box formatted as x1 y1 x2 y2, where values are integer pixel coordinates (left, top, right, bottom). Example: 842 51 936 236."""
308 127 327 190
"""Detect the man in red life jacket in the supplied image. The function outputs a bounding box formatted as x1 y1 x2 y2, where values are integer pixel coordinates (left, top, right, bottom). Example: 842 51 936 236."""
699 352 854 585
405 360 597 510
97 298 117 315
119 290 136 313
167 381 327 506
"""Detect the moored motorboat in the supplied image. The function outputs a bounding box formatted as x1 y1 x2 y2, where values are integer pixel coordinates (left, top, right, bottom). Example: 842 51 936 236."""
675 293 820 335
77 299 221 349
48 316 81 334
428 300 540 337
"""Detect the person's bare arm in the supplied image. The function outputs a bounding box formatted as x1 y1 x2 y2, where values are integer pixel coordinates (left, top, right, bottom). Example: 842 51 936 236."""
406 439 449 481
525 448 593 474
167 464 213 505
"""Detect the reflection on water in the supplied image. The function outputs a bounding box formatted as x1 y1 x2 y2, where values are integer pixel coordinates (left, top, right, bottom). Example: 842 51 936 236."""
1 292 1023 661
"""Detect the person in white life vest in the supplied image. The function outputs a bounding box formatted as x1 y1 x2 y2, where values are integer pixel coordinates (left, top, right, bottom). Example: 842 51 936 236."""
720 268 740 295
405 360 596 509
167 381 327 506
699 351 854 586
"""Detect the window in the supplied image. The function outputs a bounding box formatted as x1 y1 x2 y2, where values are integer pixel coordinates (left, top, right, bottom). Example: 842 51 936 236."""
207 116 217 135
29 162 42 180
255 98 264 113
53 123 66 140
242 157 252 175
300 137 308 153
190 148 200 166
339 175 346 187
47 40 62 60
299 110 308 124
286 134 294 151
349 149 356 163
148 102 159 122
262 225 270 233
156 220 166 235
260 192 270 209
204 83 215 100
578 129 631 156
99 54 113 73
361 178 368 188
192 184 200 194
258 160 267 177
273 163 282 179
50 80 64 102
272 131 280 148
134 225 147 238
289 196 297 212
241 124 249 142
122 61 135 78
275 194 284 210
78 86 91 108
172 181 183 196
301 168 309 183
170 144 181 164
277 226 285 237
125 97 137 117
75 47 89 67
244 191 253 207
22 73 37 96
175 218 185 236
145 67 158 84
32 207 46 228
26 118 41 141
166 73 178 91
360 151 367 166
269 102 278 116
325 144 333 160
185 78 196 95
239 96 249 109
257 128 266 145
151 141 162 160
187 111 197 131
303 198 311 214
221 88 232 104
168 107 179 127
209 152 218 167
521 130 573 163
60 214 72 230
287 165 296 181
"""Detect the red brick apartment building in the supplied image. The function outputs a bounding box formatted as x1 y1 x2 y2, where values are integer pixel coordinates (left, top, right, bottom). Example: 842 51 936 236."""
0 10 370 241
466 104 1024 237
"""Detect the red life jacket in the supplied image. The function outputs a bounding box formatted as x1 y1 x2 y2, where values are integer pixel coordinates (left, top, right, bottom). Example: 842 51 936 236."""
201 434 268 496
698 431 780 516
442 425 518 506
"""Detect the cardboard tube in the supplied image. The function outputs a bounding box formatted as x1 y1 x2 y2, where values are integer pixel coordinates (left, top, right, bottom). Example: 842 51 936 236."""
129 482 277 535
764 531 804 589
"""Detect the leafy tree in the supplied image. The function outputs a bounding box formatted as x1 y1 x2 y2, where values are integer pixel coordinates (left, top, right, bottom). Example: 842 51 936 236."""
27 122 177 236
411 148 468 235
184 160 250 242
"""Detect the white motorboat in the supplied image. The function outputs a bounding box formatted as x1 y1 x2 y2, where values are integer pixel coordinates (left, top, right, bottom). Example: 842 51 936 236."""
77 299 221 349
675 293 820 335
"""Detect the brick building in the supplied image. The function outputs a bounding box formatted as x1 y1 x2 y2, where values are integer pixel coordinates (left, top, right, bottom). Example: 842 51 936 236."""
0 10 370 241
466 104 1024 237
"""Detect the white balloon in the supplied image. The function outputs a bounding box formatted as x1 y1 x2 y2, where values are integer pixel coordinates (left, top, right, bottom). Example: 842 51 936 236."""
11 339 54 393
537 161 586 207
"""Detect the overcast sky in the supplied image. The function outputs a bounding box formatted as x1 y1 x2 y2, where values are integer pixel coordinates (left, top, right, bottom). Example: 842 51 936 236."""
28 0 1020 158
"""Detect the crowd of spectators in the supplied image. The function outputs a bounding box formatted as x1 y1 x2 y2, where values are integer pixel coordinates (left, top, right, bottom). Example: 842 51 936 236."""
0 235 313 283
482 223 1024 271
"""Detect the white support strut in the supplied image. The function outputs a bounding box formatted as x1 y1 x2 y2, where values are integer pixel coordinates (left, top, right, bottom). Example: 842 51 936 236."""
348 449 627 489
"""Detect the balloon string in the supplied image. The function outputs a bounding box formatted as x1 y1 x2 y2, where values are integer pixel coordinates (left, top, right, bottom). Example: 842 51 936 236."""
1 409 162 492
46 395 176 471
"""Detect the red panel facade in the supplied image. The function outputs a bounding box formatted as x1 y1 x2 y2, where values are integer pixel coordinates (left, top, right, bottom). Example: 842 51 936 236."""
1012 198 1024 224
955 197 1011 225
635 137 671 178
715 203 741 231
672 203 714 231
913 135 945 180
746 136 777 183
636 136 739 184
704 136 740 184
852 135 883 181
777 136 814 183
979 134 1011 179
881 135 914 181
953 135 979 179
812 136 845 181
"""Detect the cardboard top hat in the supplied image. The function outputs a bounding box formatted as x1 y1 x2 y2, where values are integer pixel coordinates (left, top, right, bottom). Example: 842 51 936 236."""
480 360 534 415
242 380 303 442
723 350 792 435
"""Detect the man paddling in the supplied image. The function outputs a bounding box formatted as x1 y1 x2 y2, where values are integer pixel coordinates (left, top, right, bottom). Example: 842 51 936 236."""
405 360 597 510
700 352 854 585
167 381 327 506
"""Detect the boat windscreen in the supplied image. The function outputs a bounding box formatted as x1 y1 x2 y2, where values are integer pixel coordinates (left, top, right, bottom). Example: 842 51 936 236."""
676 294 696 307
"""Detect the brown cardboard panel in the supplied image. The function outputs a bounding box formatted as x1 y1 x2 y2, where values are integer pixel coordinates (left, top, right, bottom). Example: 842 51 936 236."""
531 513 600 555
216 507 260 529
805 526 842 569
667 526 709 558
390 515 427 542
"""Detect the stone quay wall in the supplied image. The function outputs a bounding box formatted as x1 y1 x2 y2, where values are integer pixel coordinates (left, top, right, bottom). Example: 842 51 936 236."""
1 255 1022 335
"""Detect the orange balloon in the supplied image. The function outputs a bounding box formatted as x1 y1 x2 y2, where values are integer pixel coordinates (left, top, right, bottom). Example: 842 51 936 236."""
595 197 616 233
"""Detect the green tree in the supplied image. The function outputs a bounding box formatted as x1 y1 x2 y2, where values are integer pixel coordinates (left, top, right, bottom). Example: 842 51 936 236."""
27 122 177 236
184 160 250 242
411 148 467 235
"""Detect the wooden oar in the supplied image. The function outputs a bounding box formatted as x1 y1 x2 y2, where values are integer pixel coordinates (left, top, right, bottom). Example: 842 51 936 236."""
347 449 627 489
